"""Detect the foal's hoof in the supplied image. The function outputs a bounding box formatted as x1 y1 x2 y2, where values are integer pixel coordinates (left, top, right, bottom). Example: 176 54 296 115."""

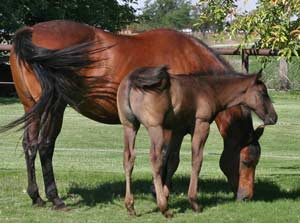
33 197 46 207
127 209 137 217
126 204 136 216
150 184 156 199
163 210 174 218
190 202 203 213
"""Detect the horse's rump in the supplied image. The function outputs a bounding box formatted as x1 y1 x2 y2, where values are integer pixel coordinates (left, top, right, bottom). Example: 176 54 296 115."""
1 26 111 133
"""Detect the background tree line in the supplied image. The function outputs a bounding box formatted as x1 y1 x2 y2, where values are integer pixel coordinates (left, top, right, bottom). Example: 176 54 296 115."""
0 0 137 40
0 0 299 90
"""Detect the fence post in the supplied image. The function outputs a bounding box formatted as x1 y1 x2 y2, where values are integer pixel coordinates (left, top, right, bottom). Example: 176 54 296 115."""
241 49 249 73
278 57 290 90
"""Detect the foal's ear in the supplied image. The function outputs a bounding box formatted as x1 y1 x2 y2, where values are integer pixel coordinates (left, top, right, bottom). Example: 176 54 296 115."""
256 69 263 80
250 69 263 85
157 64 169 73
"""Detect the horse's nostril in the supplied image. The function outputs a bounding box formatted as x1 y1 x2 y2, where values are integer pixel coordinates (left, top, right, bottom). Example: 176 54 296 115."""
273 114 278 123
270 114 278 124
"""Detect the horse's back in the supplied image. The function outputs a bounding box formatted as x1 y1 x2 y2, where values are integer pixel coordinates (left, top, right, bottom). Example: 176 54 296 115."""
105 29 232 80
10 20 234 124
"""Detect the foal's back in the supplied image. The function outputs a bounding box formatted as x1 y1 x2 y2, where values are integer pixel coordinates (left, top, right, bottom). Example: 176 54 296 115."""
117 66 218 130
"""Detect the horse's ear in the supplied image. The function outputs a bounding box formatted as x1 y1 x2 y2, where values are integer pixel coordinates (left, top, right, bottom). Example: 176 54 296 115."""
254 126 264 141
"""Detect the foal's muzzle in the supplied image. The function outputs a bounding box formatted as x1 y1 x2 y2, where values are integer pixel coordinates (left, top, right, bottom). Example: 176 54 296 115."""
263 113 278 125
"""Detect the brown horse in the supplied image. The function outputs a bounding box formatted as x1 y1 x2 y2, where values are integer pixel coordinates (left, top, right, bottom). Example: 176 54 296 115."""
3 20 263 210
117 65 277 217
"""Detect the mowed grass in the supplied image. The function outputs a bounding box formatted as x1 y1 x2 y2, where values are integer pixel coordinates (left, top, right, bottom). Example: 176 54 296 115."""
0 91 299 223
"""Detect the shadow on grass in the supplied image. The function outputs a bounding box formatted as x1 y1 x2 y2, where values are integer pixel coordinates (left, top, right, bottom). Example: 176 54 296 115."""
0 97 19 105
65 176 300 211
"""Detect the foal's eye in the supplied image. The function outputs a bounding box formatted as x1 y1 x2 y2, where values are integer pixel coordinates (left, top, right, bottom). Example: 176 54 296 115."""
260 91 267 97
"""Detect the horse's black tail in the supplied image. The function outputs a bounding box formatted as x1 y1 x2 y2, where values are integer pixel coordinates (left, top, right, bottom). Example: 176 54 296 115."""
129 65 170 93
0 26 110 133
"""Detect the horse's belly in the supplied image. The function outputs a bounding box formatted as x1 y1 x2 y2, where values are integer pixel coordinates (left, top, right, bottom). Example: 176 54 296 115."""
75 99 120 124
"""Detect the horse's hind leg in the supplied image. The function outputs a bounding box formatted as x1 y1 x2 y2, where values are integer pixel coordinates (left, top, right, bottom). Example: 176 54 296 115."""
148 126 172 218
38 104 67 210
23 119 45 206
123 125 139 216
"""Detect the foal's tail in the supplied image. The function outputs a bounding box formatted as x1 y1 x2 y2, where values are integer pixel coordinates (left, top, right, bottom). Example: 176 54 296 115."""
129 65 171 92
117 65 170 128
0 27 110 133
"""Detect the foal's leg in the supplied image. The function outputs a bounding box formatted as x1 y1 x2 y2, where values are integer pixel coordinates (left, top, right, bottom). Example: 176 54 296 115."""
123 125 139 216
188 119 210 212
38 104 67 209
148 126 172 218
162 131 184 198
23 119 45 206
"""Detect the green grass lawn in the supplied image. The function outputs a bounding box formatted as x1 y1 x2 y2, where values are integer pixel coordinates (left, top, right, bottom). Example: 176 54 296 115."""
0 91 299 223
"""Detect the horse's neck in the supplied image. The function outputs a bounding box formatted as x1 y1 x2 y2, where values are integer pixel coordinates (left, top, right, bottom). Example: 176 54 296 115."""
214 77 251 109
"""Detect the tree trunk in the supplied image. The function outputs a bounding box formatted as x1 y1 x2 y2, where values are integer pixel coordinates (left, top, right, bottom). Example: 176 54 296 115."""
278 58 290 91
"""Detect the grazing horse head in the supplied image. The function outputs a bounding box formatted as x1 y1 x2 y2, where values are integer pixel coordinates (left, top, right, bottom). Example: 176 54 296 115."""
243 71 277 126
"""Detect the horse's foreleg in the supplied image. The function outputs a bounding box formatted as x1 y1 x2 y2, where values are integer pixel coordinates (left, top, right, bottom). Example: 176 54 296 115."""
148 126 172 218
38 104 66 210
23 120 45 206
188 119 209 212
123 125 139 216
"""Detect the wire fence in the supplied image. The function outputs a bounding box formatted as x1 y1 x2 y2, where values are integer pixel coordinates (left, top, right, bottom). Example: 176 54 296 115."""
222 55 300 90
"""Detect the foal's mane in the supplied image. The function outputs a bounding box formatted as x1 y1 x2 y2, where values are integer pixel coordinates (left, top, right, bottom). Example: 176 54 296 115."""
171 71 248 81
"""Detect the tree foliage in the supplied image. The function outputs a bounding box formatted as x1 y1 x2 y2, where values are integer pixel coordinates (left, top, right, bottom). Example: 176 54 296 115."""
137 0 195 30
0 0 136 38
194 0 237 32
231 0 300 60
195 0 300 61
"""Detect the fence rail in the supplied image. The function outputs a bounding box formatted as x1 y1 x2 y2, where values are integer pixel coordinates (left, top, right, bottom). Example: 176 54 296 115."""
214 48 279 72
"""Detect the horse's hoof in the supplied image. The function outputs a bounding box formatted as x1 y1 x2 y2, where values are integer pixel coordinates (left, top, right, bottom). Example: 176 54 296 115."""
163 210 174 218
53 204 70 212
236 196 251 202
236 190 252 201
33 197 46 207
52 199 70 212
